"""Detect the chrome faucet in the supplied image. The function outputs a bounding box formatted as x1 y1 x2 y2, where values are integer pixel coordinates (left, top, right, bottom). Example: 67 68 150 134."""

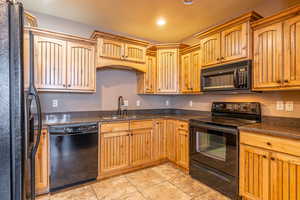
117 96 124 116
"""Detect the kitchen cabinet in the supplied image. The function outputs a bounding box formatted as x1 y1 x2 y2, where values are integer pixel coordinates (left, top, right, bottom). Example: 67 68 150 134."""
24 11 37 27
195 12 262 68
166 120 177 163
252 7 300 91
137 53 156 94
35 129 49 195
176 121 189 170
180 46 201 93
24 28 96 92
92 31 149 72
157 46 184 94
152 119 166 161
240 131 300 200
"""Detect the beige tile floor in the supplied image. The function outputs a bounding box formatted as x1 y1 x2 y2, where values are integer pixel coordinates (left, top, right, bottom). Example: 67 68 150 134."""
37 163 230 200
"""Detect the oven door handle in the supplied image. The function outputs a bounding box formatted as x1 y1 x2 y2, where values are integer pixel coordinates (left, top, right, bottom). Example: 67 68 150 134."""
190 122 237 135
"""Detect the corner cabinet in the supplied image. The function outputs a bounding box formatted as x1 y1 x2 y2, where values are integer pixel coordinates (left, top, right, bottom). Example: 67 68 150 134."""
239 131 300 200
24 28 96 92
195 12 262 68
252 7 300 91
92 31 149 72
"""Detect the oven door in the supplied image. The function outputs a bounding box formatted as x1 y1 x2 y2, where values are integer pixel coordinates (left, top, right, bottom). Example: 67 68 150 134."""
190 122 238 176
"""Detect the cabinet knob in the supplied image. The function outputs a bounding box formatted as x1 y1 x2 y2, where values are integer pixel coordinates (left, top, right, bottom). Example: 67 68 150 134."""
68 84 71 87
266 142 272 146
271 157 276 161
262 155 267 159
284 80 289 83
216 58 220 61
221 57 225 60
276 80 281 84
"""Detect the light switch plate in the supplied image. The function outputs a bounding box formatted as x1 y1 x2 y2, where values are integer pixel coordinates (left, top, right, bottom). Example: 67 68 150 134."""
124 100 129 107
285 101 294 112
52 99 58 108
136 100 141 107
276 101 284 111
189 100 193 107
165 100 170 106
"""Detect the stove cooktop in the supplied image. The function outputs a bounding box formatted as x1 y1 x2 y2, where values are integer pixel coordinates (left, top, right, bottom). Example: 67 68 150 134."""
190 116 258 127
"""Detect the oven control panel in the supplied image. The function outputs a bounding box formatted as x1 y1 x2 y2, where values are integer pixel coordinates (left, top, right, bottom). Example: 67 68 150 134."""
212 102 261 115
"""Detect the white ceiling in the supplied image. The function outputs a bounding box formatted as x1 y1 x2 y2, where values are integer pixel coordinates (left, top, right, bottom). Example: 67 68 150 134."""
22 0 300 43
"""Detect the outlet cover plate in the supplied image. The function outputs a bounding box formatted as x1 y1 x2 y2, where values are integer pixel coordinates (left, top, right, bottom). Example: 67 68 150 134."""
285 101 294 112
276 101 284 111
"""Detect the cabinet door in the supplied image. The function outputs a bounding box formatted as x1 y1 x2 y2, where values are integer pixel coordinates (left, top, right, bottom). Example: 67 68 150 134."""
35 129 49 194
130 128 152 166
253 23 283 89
35 36 67 89
221 23 248 62
100 131 130 175
166 120 177 163
176 128 189 170
144 56 156 93
157 49 179 93
181 53 192 93
269 152 300 200
200 33 221 66
190 50 201 92
98 38 124 59
283 15 300 88
239 145 269 200
66 41 96 91
124 44 146 63
152 120 166 161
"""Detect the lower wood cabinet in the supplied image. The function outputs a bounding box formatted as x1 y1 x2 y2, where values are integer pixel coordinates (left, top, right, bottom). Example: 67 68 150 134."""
35 129 49 195
152 120 166 161
240 131 300 200
166 120 178 163
176 124 189 170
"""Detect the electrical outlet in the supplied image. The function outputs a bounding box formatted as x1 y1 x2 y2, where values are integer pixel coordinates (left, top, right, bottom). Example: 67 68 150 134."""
123 100 129 107
52 99 58 108
165 100 170 106
136 100 141 107
285 101 294 112
276 101 284 111
189 100 193 107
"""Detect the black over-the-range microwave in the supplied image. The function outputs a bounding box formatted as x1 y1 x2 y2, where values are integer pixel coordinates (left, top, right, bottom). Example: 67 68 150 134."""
201 60 252 93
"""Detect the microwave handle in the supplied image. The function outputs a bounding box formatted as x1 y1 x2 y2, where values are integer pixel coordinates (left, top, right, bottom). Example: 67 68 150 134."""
233 69 239 88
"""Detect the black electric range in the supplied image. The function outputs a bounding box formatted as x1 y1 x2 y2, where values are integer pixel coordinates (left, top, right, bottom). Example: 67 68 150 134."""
189 102 261 199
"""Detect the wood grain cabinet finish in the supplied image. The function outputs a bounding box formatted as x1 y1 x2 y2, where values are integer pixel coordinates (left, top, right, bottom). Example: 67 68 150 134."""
157 48 179 93
176 124 189 170
180 50 201 93
98 38 124 60
66 41 95 91
253 23 283 89
240 131 300 200
166 120 178 163
125 43 146 63
252 7 300 91
152 120 166 161
35 129 49 195
200 33 221 67
137 55 156 94
100 131 130 175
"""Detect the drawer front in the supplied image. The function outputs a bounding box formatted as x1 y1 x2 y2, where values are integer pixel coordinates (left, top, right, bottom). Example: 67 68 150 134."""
100 122 129 133
130 120 153 130
177 121 189 130
240 131 300 157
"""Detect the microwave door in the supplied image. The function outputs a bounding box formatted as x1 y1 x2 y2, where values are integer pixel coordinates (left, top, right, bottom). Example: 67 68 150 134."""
202 70 235 91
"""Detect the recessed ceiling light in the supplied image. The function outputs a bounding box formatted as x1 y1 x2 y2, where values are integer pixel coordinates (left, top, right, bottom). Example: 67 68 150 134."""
156 18 166 26
183 0 193 5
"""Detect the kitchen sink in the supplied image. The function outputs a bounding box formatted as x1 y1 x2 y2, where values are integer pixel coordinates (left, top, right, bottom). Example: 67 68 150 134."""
100 115 137 120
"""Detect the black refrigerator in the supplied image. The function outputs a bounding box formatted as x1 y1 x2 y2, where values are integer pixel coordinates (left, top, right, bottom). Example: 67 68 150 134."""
0 1 42 200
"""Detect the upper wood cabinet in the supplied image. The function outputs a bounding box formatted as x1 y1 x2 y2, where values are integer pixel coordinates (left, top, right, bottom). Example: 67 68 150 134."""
180 45 201 93
24 28 96 92
91 31 149 72
252 6 300 91
195 12 262 68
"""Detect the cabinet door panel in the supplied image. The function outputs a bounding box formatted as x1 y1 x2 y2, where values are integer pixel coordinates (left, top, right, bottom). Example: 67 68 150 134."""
35 36 67 89
181 53 192 93
253 23 283 89
125 44 146 63
100 131 130 174
284 15 300 87
130 128 152 166
239 145 269 200
98 38 124 59
140 56 156 93
166 120 177 162
152 120 166 161
67 42 95 91
35 130 49 194
191 50 201 92
221 23 248 61
270 152 300 200
176 128 189 170
201 33 221 66
157 49 179 93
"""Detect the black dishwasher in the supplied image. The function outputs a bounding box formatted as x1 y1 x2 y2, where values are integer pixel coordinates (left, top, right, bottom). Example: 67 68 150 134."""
49 123 98 192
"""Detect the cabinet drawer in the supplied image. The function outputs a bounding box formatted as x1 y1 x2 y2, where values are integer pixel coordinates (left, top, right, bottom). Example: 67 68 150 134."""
130 120 153 130
100 122 129 133
177 121 189 130
240 131 300 157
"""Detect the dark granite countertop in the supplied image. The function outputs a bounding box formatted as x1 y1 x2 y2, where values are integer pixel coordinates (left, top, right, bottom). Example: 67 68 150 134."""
239 116 300 140
41 109 210 127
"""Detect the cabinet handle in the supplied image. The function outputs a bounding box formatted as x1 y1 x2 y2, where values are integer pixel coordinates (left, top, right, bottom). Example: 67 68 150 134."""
68 84 71 87
63 84 66 87
216 58 220 61
266 142 272 146
284 80 289 83
276 80 281 84
262 155 267 159
271 157 276 161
